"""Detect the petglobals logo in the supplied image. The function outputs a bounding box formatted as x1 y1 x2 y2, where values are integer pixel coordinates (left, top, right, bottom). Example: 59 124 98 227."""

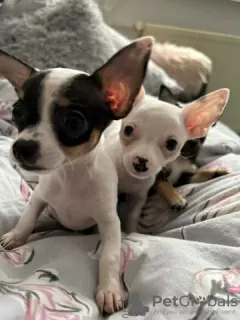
152 294 238 308
122 292 239 318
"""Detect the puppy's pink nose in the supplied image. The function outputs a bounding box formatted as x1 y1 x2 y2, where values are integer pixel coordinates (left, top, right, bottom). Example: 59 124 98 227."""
133 156 148 173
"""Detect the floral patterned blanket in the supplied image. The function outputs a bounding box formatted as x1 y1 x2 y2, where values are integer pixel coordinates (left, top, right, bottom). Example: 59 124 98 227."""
0 139 240 319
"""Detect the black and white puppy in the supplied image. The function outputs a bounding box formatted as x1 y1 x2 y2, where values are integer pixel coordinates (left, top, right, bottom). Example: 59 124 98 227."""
0 37 154 314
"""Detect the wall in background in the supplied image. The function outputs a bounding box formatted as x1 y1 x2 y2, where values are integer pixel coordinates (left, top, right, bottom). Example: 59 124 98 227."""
98 0 240 36
98 0 240 131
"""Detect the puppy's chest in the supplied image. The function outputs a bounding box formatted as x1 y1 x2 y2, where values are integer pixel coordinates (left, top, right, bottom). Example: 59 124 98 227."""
118 166 154 195
39 174 98 230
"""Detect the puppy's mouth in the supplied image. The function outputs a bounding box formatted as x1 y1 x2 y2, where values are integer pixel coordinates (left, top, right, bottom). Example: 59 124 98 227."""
125 167 152 180
180 151 198 160
19 163 47 172
11 156 49 173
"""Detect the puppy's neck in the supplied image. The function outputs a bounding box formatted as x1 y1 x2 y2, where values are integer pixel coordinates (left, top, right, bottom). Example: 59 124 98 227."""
68 141 102 168
46 138 103 180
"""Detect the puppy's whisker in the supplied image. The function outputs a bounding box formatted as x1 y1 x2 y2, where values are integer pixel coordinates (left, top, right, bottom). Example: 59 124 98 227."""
54 164 67 190
179 154 189 160
60 164 67 188
64 155 75 182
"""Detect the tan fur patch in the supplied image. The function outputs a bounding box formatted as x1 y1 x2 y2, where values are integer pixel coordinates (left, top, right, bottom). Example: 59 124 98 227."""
156 180 187 207
57 96 71 107
121 138 133 147
61 129 101 160
190 169 229 183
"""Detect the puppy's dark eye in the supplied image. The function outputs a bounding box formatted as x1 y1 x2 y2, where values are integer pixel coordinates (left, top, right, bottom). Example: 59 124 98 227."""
124 125 134 137
165 138 178 151
64 110 88 139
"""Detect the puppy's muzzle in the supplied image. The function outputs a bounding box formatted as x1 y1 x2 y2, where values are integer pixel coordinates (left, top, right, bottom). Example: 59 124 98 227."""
12 139 39 164
133 156 148 173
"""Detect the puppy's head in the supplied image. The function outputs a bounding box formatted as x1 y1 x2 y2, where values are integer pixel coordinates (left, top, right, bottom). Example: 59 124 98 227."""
159 85 210 160
119 88 229 179
0 37 154 174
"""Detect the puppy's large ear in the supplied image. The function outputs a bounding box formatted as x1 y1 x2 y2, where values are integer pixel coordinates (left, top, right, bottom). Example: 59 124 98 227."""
158 85 179 105
92 36 154 119
0 50 35 95
182 88 229 139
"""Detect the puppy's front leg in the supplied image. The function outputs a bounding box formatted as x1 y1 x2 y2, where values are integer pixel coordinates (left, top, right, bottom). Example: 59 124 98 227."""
124 193 148 234
156 180 187 210
95 214 127 314
0 189 46 249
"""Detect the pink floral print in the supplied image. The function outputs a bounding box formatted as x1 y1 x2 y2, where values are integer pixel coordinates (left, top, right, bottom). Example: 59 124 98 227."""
0 245 34 266
88 234 149 294
20 178 32 202
194 261 240 297
224 265 240 294
89 235 148 268
0 269 91 320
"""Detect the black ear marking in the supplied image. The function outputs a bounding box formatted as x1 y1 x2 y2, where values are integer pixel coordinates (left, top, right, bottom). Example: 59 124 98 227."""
158 85 179 105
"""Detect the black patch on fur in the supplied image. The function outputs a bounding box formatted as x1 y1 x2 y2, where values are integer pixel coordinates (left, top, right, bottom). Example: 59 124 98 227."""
51 74 113 147
198 82 208 98
179 81 210 103
12 71 49 131
180 137 205 161
174 172 194 187
158 85 179 104
156 167 171 181
147 187 156 197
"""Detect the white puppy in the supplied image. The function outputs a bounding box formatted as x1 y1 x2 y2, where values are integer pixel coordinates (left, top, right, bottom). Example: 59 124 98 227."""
104 88 229 233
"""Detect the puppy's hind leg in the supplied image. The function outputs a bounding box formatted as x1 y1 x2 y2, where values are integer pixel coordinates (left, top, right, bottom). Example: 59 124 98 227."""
190 168 230 183
0 190 46 250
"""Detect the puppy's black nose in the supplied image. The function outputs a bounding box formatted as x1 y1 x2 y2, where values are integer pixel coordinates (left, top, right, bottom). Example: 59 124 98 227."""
12 139 39 163
133 156 148 173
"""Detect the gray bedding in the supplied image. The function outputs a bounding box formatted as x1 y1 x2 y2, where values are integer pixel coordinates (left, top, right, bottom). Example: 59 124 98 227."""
0 1 240 319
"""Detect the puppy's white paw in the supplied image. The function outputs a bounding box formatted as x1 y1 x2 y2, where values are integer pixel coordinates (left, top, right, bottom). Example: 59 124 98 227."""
95 280 128 314
0 230 27 250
